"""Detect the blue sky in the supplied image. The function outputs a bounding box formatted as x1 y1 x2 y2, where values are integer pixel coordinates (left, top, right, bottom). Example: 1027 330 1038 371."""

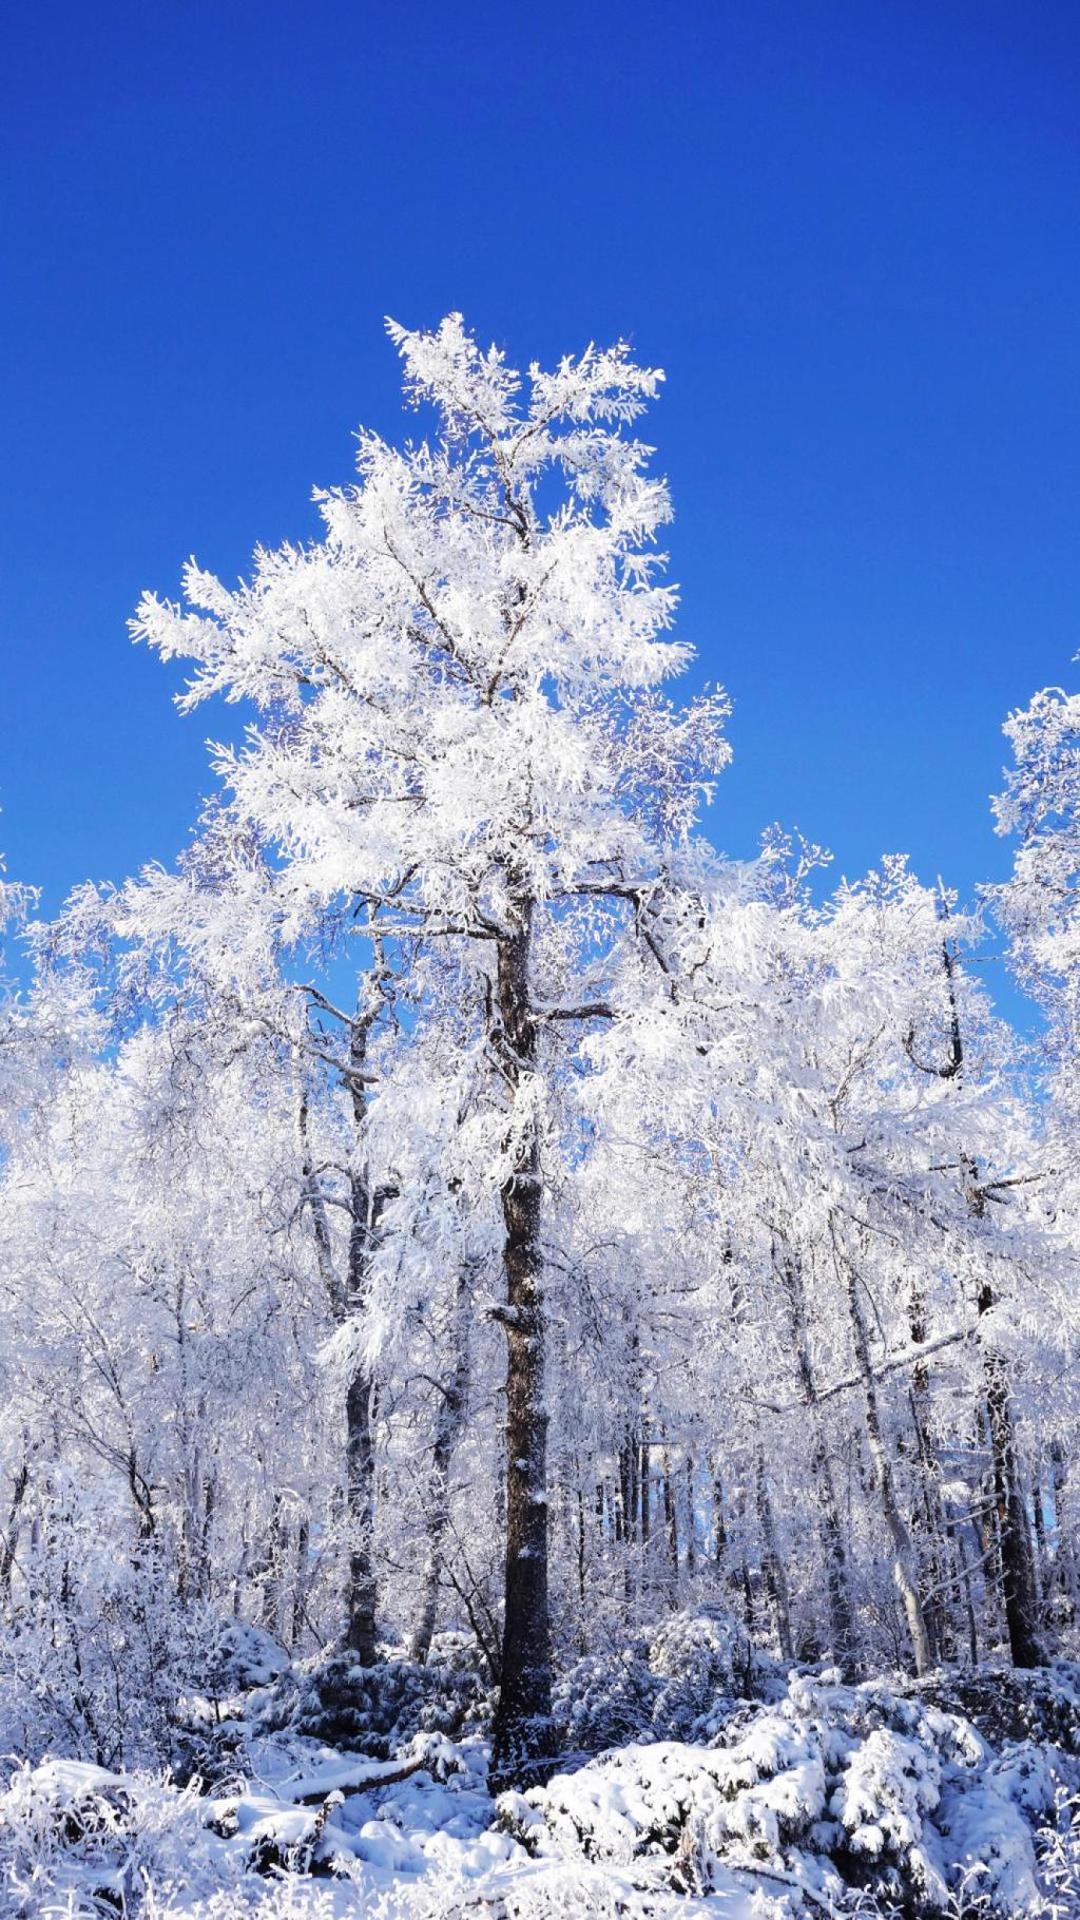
2 2 1079 1005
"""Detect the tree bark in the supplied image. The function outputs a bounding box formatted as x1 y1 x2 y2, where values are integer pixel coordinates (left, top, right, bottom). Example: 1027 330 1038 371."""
0 1439 32 1605
710 1456 727 1570
979 1282 1041 1666
489 899 554 1792
343 1008 380 1665
409 1266 473 1665
299 1068 380 1664
662 1448 679 1587
292 1513 311 1648
903 1282 948 1662
1050 1440 1078 1615
684 1456 697 1578
837 1231 934 1676
966 1168 1041 1668
755 1444 793 1662
776 1252 856 1673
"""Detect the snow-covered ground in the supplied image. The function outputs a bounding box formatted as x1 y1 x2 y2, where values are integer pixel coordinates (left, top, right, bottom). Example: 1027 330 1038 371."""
0 1740 774 1917
3 1658 1078 1918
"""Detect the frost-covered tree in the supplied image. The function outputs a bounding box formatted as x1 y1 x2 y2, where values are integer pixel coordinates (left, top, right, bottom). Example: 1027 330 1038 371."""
994 667 1080 1103
993 650 1080 1645
121 315 729 1786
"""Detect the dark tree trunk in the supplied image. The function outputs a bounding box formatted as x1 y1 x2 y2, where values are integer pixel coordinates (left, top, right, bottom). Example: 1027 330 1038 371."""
292 1514 311 1647
489 900 554 1793
904 1286 948 1664
662 1449 679 1587
1050 1440 1078 1613
979 1281 1041 1667
967 1166 1041 1669
344 1361 377 1663
576 1482 589 1652
710 1456 727 1569
0 1441 32 1604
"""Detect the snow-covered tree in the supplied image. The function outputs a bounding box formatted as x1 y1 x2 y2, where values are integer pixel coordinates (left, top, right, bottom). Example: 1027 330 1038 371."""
118 315 729 1785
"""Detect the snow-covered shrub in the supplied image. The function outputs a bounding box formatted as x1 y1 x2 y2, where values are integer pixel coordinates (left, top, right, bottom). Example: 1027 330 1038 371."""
254 1642 491 1755
141 1889 341 1920
647 1606 782 1740
355 1857 783 1918
553 1607 778 1757
0 1496 230 1777
0 1758 235 1916
1034 1787 1080 1918
923 1663 1080 1761
551 1644 660 1755
212 1623 291 1694
516 1669 1069 1915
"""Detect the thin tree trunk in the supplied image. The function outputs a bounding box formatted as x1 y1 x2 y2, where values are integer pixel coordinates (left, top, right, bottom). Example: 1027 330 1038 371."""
292 1514 310 1648
710 1456 727 1570
299 1062 380 1665
775 1250 856 1672
576 1484 588 1653
1050 1440 1077 1612
755 1444 793 1661
662 1448 680 1588
201 1470 217 1603
409 1267 473 1665
489 899 554 1792
343 1003 382 1666
835 1226 934 1676
0 1439 32 1604
905 1282 947 1662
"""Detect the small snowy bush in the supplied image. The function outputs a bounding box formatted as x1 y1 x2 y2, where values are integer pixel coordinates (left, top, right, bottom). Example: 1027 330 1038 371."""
0 1758 236 1916
553 1606 779 1756
647 1606 781 1740
923 1664 1080 1760
0 1521 233 1778
254 1641 491 1755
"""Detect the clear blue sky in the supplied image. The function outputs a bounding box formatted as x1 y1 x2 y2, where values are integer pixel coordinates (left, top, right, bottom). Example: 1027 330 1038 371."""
2 2 1079 978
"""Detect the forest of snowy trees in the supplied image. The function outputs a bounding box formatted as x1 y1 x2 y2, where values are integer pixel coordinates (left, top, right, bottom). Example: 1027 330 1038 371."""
1 317 1079 1917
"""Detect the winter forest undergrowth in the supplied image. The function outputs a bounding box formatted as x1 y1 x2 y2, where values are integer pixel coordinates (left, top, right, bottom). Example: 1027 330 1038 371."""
2 317 1079 1916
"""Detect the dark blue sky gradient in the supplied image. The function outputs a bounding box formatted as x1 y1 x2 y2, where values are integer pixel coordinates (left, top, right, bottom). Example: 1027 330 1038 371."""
2 2 1079 1007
